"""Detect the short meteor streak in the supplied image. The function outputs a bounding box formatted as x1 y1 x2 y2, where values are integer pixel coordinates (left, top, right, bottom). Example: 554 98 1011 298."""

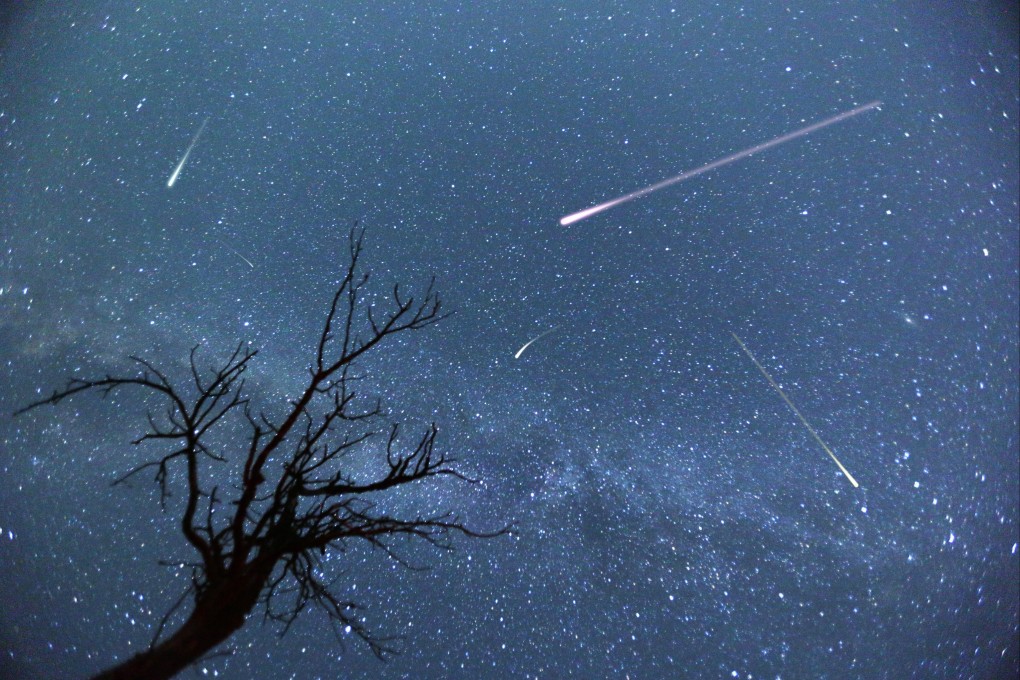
220 240 254 269
167 116 210 188
560 101 881 226
232 250 255 269
730 331 859 488
514 325 559 359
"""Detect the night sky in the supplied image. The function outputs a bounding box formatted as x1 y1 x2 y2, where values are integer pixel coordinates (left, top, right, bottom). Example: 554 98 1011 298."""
2 2 1018 679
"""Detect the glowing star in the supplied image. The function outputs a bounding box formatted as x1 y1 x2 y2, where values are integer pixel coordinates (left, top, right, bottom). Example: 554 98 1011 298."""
730 331 859 488
560 101 881 226
514 326 559 359
167 116 210 188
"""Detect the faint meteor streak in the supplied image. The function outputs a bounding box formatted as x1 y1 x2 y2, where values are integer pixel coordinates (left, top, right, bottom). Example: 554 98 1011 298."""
730 331 859 488
514 325 559 359
232 250 255 269
167 116 210 188
220 240 255 269
560 101 881 226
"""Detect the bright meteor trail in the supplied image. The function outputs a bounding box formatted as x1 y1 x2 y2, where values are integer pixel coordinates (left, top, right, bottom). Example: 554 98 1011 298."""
730 331 860 488
514 325 559 359
560 101 881 226
167 116 210 188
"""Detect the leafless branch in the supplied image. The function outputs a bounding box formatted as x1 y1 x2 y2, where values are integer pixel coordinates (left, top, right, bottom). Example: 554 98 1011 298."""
16 226 505 680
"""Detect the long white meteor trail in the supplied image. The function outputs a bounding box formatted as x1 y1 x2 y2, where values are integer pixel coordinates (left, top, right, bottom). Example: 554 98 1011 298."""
514 325 559 359
560 101 881 226
167 116 210 188
730 331 859 488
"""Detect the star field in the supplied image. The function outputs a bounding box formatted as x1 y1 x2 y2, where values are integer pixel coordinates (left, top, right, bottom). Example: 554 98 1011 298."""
1 2 1017 678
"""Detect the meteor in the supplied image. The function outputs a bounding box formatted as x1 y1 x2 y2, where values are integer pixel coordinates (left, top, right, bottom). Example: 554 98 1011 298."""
514 325 559 359
730 331 859 488
220 240 255 269
167 116 210 188
232 250 255 269
560 101 881 226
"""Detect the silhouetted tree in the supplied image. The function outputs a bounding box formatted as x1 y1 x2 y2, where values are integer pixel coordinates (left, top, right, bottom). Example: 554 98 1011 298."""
16 226 506 680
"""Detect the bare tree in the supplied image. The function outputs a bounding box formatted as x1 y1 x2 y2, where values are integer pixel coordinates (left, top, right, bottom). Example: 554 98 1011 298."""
16 226 506 680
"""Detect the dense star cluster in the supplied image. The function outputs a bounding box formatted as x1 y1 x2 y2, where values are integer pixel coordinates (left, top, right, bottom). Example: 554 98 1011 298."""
1 2 1017 679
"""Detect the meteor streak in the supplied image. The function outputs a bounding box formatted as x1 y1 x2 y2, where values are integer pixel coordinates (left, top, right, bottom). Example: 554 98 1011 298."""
232 250 255 269
560 101 881 226
220 240 255 269
167 116 210 188
730 331 859 488
514 325 559 359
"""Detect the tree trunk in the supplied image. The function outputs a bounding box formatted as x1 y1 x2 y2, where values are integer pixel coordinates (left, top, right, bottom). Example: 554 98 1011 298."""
90 565 270 680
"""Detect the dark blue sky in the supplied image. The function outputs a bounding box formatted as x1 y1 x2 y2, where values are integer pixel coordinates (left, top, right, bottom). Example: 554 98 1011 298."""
2 1 1017 678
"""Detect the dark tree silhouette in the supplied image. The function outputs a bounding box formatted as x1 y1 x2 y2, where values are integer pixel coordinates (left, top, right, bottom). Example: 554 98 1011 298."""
16 226 506 680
